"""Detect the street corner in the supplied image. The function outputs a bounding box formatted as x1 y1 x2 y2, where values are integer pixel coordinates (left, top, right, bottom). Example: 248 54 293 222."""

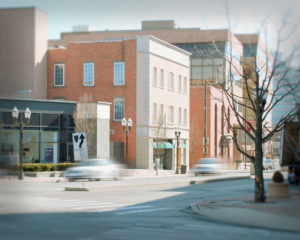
189 197 300 232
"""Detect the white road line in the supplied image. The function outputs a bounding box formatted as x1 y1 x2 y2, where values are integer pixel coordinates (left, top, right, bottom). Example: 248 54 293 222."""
118 205 153 211
115 207 171 215
74 203 130 210
65 201 113 206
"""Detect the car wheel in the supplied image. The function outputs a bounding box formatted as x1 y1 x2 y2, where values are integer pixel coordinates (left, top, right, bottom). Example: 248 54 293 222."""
68 178 75 182
95 178 101 181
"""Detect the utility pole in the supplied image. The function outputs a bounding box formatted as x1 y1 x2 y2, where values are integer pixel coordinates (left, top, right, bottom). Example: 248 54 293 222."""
204 80 208 156
244 101 247 169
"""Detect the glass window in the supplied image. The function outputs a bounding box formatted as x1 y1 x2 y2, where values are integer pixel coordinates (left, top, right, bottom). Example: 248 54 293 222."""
84 63 94 86
26 113 40 126
153 67 157 87
114 98 124 121
159 104 164 122
153 103 157 121
184 77 187 94
41 114 59 127
114 62 125 85
0 129 19 162
178 75 182 93
203 66 213 80
215 66 224 83
168 72 174 91
160 69 164 88
41 130 59 143
23 129 40 163
54 64 64 86
184 109 187 126
168 106 174 123
0 111 15 125
191 67 201 79
178 107 182 125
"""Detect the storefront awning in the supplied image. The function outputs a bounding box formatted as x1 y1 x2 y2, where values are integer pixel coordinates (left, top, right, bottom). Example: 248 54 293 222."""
153 142 173 149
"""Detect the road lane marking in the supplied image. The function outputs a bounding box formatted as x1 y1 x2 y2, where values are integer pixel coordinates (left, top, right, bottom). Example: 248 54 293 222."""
74 203 130 210
118 205 153 210
115 207 171 215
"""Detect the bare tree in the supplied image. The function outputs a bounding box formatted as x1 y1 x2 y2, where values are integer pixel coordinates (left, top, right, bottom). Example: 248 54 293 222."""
215 16 300 202
73 93 97 157
152 112 167 170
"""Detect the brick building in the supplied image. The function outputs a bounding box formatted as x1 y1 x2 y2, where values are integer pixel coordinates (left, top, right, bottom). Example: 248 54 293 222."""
48 20 245 168
48 36 190 169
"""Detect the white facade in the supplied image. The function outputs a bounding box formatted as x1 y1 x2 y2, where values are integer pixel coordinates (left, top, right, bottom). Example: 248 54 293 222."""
136 35 191 170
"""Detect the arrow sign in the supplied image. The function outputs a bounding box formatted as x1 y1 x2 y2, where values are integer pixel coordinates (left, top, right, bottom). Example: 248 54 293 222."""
79 134 85 148
72 133 87 150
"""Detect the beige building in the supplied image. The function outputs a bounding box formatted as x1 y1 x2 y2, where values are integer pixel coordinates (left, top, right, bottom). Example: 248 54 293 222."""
136 36 191 170
0 7 47 99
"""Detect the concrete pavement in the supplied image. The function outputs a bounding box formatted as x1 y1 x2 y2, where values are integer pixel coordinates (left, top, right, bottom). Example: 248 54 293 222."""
5 168 300 233
190 183 300 232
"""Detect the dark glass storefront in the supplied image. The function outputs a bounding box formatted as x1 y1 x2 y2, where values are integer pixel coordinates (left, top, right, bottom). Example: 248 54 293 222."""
0 98 76 164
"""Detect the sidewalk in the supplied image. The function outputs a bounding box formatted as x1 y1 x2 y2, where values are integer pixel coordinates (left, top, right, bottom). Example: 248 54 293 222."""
190 184 300 232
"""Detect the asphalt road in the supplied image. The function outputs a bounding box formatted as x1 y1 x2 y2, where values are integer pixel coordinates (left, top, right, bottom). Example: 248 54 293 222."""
0 176 299 240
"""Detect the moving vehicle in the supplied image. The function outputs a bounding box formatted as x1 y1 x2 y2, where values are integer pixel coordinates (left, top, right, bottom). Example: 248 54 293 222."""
280 121 300 185
193 158 221 175
263 158 275 170
263 158 269 170
64 159 123 182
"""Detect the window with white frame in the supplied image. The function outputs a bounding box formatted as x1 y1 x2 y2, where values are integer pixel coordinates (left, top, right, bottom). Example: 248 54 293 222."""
159 104 164 122
184 77 187 94
114 98 124 121
54 63 65 86
160 69 164 88
168 72 174 91
153 67 157 87
234 98 239 112
178 107 182 125
83 63 94 86
153 103 157 121
168 106 174 123
114 62 125 85
178 75 182 93
184 108 187 125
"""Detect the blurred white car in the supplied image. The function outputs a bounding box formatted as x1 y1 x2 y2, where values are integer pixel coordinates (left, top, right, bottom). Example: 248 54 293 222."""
64 159 123 181
193 158 221 175
263 158 275 170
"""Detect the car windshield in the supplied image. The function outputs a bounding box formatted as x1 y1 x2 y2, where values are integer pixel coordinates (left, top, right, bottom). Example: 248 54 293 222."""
199 158 217 164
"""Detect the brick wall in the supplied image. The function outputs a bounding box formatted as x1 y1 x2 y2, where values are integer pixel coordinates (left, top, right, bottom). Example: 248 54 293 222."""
47 40 137 167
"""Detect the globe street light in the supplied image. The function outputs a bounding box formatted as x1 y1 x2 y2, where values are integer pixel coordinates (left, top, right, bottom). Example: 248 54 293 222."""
174 127 181 174
12 106 31 180
121 117 132 163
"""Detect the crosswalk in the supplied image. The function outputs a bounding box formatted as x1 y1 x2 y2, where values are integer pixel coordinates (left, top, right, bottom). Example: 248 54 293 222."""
44 197 172 215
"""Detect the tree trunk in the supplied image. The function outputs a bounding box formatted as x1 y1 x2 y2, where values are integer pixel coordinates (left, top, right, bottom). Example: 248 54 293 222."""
254 110 266 202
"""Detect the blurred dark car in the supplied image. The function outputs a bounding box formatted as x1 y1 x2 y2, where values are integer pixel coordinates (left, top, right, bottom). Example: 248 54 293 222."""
193 158 221 175
64 159 123 181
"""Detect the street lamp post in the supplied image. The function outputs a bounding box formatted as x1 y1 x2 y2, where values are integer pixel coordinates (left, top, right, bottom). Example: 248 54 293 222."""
174 127 181 174
12 106 31 180
121 117 132 163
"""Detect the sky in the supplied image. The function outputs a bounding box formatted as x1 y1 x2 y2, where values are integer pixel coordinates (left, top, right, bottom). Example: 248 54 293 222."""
1 0 300 55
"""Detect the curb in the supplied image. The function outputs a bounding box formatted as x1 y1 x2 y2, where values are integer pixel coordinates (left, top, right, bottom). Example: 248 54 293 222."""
65 187 89 191
190 203 300 233
190 175 250 185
